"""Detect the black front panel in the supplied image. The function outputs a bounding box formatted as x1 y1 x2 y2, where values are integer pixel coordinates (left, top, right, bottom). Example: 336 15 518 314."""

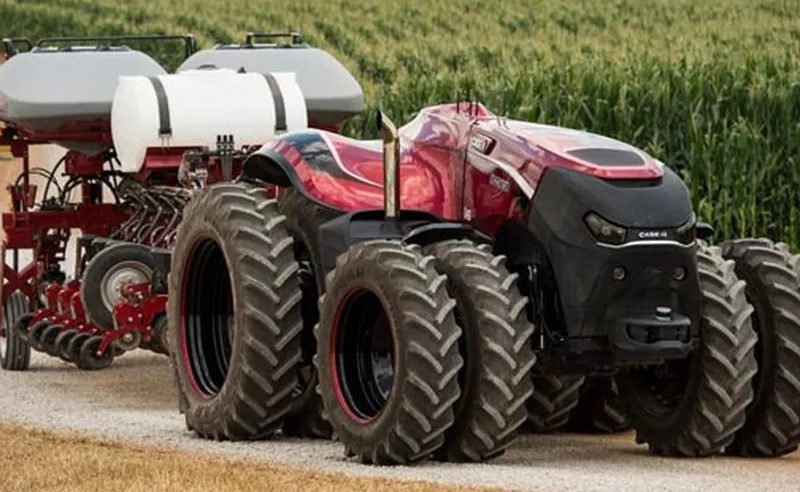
527 167 701 364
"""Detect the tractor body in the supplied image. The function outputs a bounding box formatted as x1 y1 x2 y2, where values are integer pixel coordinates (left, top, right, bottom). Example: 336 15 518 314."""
2 31 797 466
244 102 702 373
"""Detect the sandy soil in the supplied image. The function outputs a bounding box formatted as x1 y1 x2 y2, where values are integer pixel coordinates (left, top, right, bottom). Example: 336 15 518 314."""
0 423 477 492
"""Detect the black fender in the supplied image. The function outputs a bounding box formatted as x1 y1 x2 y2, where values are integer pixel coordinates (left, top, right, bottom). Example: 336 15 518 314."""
241 148 298 188
317 210 484 273
403 222 490 248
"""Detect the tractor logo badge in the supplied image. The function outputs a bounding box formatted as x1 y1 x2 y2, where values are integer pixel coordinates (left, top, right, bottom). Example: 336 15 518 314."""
489 173 510 193
638 230 669 240
470 134 494 154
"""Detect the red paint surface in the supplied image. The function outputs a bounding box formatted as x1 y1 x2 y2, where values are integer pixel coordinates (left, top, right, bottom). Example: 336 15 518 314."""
268 103 663 236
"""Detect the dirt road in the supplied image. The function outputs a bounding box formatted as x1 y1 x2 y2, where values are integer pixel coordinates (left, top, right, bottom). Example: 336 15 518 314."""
0 351 797 491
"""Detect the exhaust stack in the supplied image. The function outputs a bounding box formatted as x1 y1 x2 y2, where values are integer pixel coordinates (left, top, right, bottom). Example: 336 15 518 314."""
377 111 400 220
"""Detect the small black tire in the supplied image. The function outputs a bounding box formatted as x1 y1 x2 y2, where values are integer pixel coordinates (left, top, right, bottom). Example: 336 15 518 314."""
1 291 31 370
722 238 800 457
424 239 536 462
566 376 630 433
81 242 157 331
41 324 63 357
316 240 463 465
14 313 33 342
77 335 114 370
168 182 303 440
618 244 758 456
67 332 92 364
28 320 50 353
55 329 78 363
525 374 585 432
144 315 169 355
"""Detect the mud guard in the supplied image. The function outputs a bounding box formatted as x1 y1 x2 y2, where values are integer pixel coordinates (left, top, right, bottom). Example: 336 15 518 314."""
241 148 297 188
316 210 484 273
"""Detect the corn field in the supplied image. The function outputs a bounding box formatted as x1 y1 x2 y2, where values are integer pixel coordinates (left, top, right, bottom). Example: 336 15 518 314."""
1 0 799 245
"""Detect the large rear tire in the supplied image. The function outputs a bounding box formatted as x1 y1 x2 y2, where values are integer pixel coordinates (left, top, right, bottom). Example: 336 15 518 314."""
618 245 757 456
168 182 303 440
316 241 462 464
722 238 800 457
424 239 535 462
1 291 31 371
567 376 629 433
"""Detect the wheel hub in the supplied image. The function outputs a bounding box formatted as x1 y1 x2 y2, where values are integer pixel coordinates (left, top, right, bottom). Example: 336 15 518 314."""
100 260 151 311
333 289 395 423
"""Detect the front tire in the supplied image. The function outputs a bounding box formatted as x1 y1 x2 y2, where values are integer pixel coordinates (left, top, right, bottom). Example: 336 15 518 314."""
168 182 303 440
425 239 535 462
1 291 31 371
618 245 757 456
525 374 584 432
722 238 800 457
567 376 629 433
316 241 463 465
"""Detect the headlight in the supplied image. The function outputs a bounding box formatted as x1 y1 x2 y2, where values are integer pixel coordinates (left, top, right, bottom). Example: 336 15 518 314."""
675 213 696 244
584 212 627 245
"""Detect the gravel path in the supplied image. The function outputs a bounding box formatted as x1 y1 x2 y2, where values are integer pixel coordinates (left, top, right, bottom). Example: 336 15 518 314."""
0 352 797 491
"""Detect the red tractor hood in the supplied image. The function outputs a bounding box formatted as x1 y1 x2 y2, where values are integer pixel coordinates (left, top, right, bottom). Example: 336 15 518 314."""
472 117 664 184
256 103 665 220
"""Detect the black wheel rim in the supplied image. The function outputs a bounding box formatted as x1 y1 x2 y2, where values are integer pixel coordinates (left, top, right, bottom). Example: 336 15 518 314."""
333 289 394 423
182 238 233 397
626 357 692 418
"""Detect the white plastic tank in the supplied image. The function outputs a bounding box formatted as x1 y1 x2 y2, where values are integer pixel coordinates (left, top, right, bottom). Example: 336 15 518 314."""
111 69 306 173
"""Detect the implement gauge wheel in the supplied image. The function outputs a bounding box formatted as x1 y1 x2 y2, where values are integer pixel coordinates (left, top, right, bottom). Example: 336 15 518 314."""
168 182 303 440
81 243 157 331
1 291 31 371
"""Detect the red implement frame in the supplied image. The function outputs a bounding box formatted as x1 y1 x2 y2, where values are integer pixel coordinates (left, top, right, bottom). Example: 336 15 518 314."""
1 132 128 307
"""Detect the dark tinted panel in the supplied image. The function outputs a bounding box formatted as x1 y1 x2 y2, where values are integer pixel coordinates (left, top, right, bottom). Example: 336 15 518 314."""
568 148 645 167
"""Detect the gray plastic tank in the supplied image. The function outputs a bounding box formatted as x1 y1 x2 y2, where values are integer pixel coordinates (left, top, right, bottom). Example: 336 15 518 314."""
178 45 364 127
0 49 166 133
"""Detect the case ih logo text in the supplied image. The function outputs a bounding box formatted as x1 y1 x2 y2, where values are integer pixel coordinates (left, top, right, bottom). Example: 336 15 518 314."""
638 230 669 240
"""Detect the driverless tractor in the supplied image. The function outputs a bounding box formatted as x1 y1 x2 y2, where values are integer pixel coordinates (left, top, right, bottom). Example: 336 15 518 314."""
169 101 800 463
2 32 799 466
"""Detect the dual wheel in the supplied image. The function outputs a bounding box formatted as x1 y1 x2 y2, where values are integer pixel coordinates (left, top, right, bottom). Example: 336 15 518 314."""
169 183 800 462
528 239 800 458
168 183 535 464
316 239 535 464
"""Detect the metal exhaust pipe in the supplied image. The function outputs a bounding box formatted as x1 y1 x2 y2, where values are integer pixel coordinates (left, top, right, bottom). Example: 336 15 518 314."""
377 111 400 220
